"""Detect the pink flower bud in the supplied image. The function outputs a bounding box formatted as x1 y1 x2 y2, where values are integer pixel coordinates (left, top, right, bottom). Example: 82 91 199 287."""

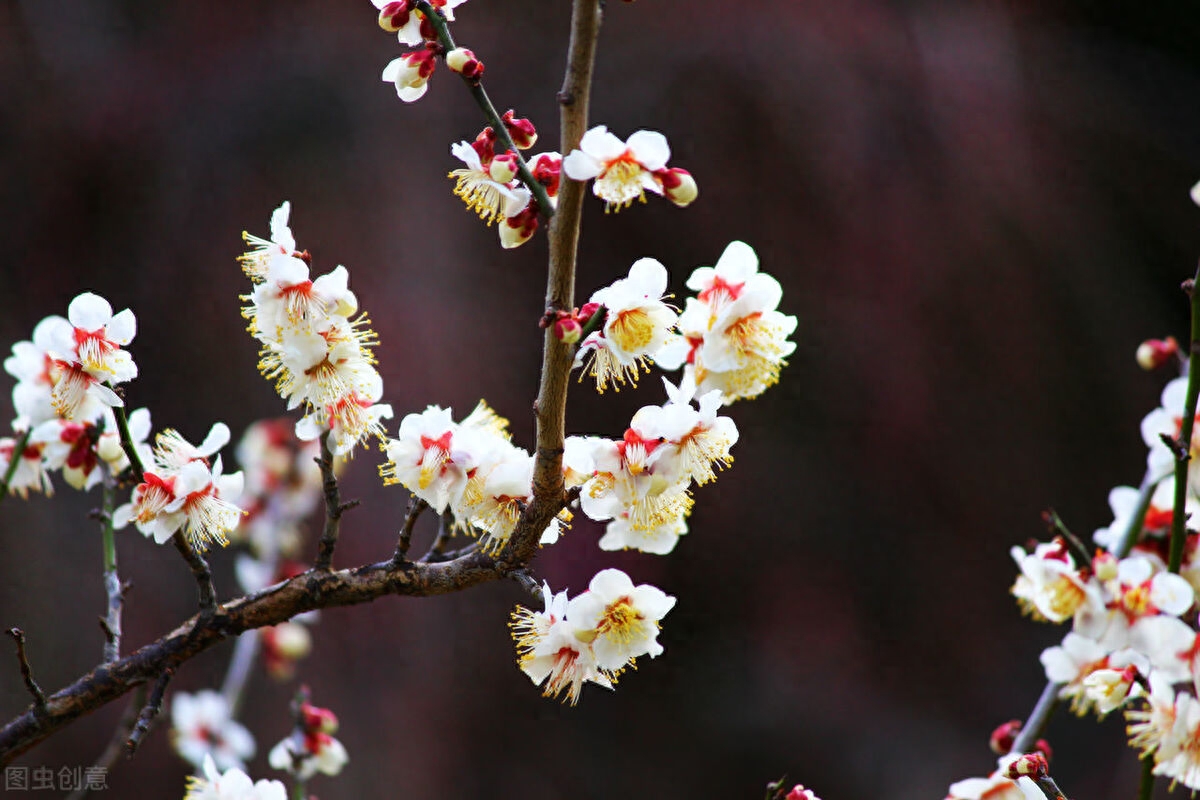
489 151 519 184
988 719 1022 754
554 317 583 344
1003 752 1048 780
377 0 411 32
531 152 562 197
1137 336 1179 370
1034 739 1053 761
382 46 438 103
446 47 484 79
301 703 340 735
785 786 820 800
500 205 539 249
659 167 698 207
1093 550 1118 581
578 302 601 324
502 110 538 150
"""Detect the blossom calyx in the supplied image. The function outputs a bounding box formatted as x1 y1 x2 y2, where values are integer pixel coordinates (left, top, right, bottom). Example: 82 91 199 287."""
446 47 484 79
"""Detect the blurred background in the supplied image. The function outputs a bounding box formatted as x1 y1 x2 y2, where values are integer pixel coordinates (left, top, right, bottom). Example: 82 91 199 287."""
3 0 1200 797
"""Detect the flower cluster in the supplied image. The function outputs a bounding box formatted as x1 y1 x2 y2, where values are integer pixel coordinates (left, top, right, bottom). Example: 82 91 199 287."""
242 202 393 456
113 423 245 552
373 0 469 102
381 401 567 554
447 118 563 249
566 377 737 555
268 694 349 781
656 240 798 403
563 125 696 212
945 754 1049 800
510 569 675 705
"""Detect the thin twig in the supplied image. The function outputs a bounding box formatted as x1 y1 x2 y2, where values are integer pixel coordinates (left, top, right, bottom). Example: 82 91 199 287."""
219 630 261 722
508 568 542 600
5 628 46 710
1115 469 1161 559
112 406 146 480
125 668 172 757
171 533 217 613
1136 755 1154 800
99 473 124 663
414 0 555 219
392 496 428 564
1008 679 1060 756
418 511 455 563
1169 272 1200 574
64 686 147 800
314 433 354 570
1042 508 1092 568
0 427 32 503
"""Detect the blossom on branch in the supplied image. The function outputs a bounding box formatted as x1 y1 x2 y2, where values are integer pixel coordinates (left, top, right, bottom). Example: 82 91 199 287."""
171 691 255 772
184 755 285 800
563 126 683 212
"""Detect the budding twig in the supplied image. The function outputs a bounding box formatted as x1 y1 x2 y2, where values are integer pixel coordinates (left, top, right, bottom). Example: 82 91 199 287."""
418 511 456 563
5 628 46 710
1168 261 1200 574
112 406 146 481
1115 468 1162 559
314 433 355 570
125 668 172 756
0 427 32 504
413 0 555 219
1008 679 1061 757
1042 509 1092 569
392 496 428 564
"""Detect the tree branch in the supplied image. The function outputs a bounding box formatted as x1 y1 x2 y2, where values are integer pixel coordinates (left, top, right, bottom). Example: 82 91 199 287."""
0 428 32 503
314 433 354 571
125 668 171 756
392 496 428 564
99 474 124 664
5 628 46 711
64 686 146 800
1168 271 1200 574
0 548 506 764
171 532 217 614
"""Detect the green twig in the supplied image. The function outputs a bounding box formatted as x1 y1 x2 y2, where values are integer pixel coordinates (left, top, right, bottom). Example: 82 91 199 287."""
0 428 32 502
1169 271 1200 574
414 0 555 219
112 406 146 480
1137 755 1154 800
99 474 123 663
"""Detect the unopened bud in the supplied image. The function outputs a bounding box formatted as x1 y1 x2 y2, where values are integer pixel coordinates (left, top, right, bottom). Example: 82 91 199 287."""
531 152 562 197
446 47 484 79
659 167 698 207
785 786 820 800
1137 337 1179 371
377 0 411 32
988 719 1022 754
271 621 312 661
554 316 583 344
1003 752 1048 780
578 302 601 324
301 702 340 735
489 151 519 184
499 206 538 249
502 109 538 149
1034 739 1053 761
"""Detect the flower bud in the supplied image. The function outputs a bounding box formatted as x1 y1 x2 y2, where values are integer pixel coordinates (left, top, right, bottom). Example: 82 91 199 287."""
531 152 562 198
377 1 411 32
499 205 539 249
1092 550 1118 581
988 719 1022 754
554 316 583 344
489 151 519 184
578 302 601 324
1137 336 1179 371
658 167 698 207
272 621 313 661
301 702 340 735
1034 739 1053 761
785 786 820 800
502 110 538 149
1003 752 1048 780
446 47 484 79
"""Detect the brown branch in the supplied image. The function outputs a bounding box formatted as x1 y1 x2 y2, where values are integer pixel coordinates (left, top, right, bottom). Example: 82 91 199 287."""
314 435 354 570
500 0 604 569
392 496 428 564
0 548 505 764
5 628 46 710
171 532 217 613
125 668 172 756
417 511 456 563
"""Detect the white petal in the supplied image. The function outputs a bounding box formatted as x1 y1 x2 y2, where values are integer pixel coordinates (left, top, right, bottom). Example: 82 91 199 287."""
626 130 670 170
68 292 113 330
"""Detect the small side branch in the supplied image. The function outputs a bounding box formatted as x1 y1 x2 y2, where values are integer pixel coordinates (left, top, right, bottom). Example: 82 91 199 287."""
99 474 124 663
125 669 172 757
171 533 217 613
413 0 555 219
418 512 456 563
508 568 542 600
392 496 428 564
1169 270 1200 574
1008 680 1061 756
314 436 356 570
112 406 146 480
5 629 46 710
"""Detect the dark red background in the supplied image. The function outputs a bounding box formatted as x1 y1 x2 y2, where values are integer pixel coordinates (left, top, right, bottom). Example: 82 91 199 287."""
3 1 1200 797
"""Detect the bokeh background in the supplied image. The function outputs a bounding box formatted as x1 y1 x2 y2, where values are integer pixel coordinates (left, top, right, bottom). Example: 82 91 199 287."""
3 1 1200 797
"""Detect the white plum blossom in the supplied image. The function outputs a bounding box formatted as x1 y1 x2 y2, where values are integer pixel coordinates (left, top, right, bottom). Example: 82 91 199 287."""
36 293 138 421
4 315 66 429
576 257 678 392
1010 538 1101 624
171 691 256 772
566 568 676 671
563 126 675 211
448 139 531 225
510 582 613 705
185 755 286 800
382 48 437 103
0 436 52 498
239 201 298 281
